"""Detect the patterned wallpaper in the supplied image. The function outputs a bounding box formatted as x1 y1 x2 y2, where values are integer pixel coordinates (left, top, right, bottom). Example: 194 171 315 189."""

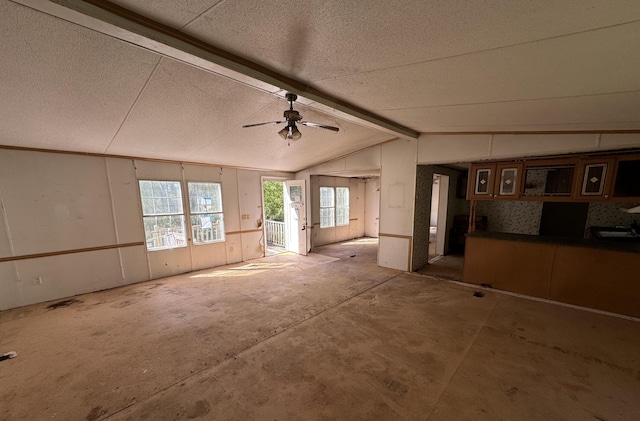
585 202 639 233
475 200 638 237
475 200 543 235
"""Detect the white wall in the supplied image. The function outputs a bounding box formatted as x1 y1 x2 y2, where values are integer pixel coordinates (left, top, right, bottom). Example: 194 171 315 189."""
378 139 417 271
364 178 380 238
297 145 382 250
0 149 291 310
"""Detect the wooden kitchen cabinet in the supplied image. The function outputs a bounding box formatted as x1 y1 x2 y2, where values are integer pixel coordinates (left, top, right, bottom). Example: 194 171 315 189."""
611 154 640 202
467 164 495 200
574 157 614 200
467 151 640 203
494 163 523 199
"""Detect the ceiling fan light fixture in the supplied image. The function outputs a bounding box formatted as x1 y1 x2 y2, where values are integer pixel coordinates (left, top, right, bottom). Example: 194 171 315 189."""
278 126 290 140
290 125 302 140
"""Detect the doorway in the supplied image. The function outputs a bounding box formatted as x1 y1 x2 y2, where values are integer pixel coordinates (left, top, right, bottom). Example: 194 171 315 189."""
262 179 308 256
262 180 286 256
429 174 449 261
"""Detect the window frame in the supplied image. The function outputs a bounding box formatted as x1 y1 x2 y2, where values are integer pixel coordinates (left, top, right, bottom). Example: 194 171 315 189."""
319 186 350 229
319 186 335 229
335 187 350 227
187 181 225 245
138 179 187 251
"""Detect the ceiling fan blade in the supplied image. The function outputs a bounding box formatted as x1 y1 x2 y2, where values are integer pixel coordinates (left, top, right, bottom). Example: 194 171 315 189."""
300 121 340 132
242 121 285 128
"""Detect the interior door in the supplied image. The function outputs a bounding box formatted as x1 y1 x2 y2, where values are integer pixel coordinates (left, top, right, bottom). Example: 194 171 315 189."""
284 180 307 255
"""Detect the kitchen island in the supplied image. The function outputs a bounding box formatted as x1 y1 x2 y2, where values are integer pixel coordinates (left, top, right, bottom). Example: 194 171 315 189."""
463 231 640 318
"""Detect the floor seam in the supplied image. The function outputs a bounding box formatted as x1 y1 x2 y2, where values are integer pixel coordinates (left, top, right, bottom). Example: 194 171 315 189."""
101 270 405 419
424 294 502 420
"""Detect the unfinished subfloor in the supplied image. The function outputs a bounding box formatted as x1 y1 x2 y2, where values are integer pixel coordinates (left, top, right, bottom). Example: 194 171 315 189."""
1 238 639 420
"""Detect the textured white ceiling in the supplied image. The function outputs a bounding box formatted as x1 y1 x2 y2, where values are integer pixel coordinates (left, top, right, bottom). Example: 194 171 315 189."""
2 0 640 172
0 0 159 152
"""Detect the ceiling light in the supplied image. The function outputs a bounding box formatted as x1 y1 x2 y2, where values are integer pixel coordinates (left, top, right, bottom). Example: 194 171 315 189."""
278 126 289 140
290 125 302 140
278 125 302 141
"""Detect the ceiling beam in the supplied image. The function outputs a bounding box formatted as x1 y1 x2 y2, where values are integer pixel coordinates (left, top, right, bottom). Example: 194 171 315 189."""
12 0 420 140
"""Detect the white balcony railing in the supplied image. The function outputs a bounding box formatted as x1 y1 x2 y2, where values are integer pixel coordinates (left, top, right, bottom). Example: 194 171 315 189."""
265 220 285 247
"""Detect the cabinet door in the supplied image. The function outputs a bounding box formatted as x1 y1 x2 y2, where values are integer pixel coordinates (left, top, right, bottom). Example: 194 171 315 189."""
494 163 523 198
576 158 614 200
468 164 495 200
612 155 640 201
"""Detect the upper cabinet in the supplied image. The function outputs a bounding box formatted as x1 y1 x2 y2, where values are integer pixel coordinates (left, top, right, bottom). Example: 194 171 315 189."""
495 163 523 199
612 154 640 202
468 163 524 199
574 158 614 200
467 151 640 202
521 158 577 201
468 164 495 200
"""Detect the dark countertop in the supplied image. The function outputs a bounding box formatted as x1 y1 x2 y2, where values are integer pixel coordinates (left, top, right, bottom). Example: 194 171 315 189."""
466 231 640 253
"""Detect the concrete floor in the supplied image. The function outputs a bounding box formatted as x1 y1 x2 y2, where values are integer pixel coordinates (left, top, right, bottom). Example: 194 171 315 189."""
1 238 639 420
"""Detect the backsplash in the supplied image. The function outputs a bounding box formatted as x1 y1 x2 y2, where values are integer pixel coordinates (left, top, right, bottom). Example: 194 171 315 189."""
586 202 638 231
476 200 543 235
475 200 638 238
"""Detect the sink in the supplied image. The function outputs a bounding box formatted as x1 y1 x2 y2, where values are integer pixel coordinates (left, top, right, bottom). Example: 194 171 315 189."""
590 226 639 241
596 231 637 238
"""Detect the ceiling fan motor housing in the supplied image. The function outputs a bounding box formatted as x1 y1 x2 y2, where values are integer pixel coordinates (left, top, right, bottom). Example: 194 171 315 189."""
283 109 302 122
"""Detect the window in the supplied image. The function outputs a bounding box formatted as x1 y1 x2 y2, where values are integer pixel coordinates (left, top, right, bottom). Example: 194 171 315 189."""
336 187 350 226
319 186 349 228
139 180 186 250
319 187 335 228
188 182 225 244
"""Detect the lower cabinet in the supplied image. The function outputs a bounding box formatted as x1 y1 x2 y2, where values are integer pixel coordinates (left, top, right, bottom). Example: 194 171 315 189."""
463 235 640 318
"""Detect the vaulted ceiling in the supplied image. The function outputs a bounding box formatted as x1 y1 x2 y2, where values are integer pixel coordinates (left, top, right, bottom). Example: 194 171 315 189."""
1 0 639 172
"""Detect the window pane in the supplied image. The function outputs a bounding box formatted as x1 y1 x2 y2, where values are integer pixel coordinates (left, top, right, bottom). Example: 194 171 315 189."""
320 187 334 208
336 207 350 226
190 213 225 244
289 185 303 203
188 182 223 213
335 187 349 226
143 215 186 250
168 197 183 214
139 180 183 215
336 187 349 207
153 197 169 214
320 208 335 228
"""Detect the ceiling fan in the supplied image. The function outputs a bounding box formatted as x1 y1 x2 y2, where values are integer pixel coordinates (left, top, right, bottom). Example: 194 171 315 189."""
242 93 339 145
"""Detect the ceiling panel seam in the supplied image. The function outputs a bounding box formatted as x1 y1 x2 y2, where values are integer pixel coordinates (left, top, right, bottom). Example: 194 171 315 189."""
441 121 640 129
179 0 225 31
374 89 640 112
103 57 163 153
311 19 640 83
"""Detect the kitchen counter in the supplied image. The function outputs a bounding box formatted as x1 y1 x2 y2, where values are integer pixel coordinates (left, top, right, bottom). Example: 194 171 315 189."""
466 231 640 253
463 231 640 318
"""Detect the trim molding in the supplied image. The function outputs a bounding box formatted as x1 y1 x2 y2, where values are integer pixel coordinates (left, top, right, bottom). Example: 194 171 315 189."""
421 130 640 135
0 145 292 174
225 229 263 235
0 241 144 263
378 233 413 240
